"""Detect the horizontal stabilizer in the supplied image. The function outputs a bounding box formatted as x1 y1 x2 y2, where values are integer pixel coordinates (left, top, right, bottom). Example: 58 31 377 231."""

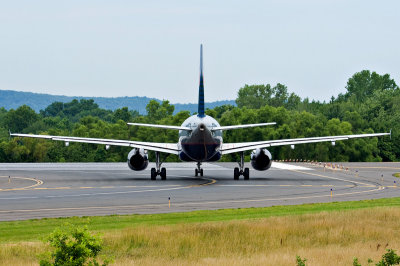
211 122 276 131
127 123 191 131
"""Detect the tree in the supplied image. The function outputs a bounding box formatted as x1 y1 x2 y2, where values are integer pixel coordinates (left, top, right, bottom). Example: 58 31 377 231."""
40 102 65 117
236 84 274 109
344 70 398 102
286 92 301 110
113 107 131 122
5 105 39 132
236 83 297 109
0 69 398 163
270 83 289 107
146 100 174 122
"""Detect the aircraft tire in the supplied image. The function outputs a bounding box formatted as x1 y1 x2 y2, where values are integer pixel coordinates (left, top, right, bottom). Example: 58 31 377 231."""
200 169 203 176
234 167 240 180
151 168 157 180
195 168 198 177
161 167 167 180
244 168 250 180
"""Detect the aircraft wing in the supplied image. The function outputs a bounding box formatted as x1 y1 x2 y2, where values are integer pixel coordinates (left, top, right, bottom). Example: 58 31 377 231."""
10 133 180 155
220 132 391 155
211 122 276 131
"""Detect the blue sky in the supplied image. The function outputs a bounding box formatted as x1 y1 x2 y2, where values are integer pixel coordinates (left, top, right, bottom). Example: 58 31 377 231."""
0 0 399 103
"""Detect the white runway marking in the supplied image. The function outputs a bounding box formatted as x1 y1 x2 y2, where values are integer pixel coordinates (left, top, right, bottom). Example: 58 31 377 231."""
271 162 313 170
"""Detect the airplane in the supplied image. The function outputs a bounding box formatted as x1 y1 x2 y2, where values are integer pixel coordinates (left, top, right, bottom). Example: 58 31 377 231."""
10 45 391 180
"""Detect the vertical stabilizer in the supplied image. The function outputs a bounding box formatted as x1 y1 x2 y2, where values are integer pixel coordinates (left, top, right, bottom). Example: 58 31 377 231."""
198 44 205 118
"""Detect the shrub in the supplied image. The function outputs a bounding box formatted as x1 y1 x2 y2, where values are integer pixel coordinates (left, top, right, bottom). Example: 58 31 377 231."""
296 255 307 266
40 225 110 266
376 249 400 266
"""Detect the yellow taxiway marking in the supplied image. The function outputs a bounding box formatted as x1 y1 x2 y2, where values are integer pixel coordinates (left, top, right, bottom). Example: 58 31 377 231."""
30 185 182 191
188 178 217 188
0 176 43 191
2 176 216 191
28 183 363 190
34 187 71 190
28 184 195 190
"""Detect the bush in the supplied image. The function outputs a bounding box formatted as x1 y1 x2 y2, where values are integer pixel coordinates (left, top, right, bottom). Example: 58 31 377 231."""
40 224 110 266
376 249 400 266
296 255 307 266
353 257 361 266
352 249 400 266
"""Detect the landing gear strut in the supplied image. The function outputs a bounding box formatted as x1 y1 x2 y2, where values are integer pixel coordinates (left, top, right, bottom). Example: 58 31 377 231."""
195 162 203 177
151 152 166 180
234 152 249 180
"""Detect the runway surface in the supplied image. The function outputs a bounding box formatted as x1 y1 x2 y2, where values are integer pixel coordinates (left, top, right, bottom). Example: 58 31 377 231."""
1 162 400 221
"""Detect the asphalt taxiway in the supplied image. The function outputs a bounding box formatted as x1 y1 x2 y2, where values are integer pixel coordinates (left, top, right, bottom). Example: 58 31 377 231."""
0 162 399 221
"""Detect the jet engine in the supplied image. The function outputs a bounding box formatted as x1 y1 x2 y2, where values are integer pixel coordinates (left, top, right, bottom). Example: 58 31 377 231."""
127 148 149 171
250 148 272 171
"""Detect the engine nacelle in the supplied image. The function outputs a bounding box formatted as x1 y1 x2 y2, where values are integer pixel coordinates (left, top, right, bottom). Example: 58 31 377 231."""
127 148 149 171
250 148 272 171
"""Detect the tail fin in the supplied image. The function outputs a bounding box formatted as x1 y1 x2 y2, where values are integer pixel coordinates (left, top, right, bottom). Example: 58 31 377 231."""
198 44 205 118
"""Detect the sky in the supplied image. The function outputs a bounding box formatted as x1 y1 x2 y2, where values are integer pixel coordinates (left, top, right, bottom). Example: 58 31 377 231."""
0 0 399 104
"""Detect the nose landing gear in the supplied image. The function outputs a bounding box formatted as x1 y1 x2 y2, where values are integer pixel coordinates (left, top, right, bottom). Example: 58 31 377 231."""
195 162 204 177
234 152 249 180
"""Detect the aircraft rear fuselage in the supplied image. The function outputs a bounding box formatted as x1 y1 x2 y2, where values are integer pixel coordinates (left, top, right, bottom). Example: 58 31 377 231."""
178 115 222 162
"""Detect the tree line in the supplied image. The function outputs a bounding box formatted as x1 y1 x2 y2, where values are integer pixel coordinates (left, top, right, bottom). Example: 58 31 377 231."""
0 70 398 163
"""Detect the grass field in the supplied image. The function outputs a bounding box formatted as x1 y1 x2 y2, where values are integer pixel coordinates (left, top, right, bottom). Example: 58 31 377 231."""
1 197 400 265
394 173 400 178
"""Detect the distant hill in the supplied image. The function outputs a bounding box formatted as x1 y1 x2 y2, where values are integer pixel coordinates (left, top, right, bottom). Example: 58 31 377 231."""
0 90 236 114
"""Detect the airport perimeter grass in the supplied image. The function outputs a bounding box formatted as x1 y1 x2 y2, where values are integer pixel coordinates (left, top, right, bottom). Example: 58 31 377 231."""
2 197 400 265
2 197 400 243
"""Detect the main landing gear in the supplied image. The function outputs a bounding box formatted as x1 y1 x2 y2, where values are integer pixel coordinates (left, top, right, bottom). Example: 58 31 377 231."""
195 162 204 177
151 152 166 180
234 152 249 180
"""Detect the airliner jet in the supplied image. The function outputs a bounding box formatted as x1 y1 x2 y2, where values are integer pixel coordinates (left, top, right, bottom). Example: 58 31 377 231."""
11 45 391 180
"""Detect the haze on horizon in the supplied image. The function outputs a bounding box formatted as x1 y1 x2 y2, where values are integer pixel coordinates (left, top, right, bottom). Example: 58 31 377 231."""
0 0 399 104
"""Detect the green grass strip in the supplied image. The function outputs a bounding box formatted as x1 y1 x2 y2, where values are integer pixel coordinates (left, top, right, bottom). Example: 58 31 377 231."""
394 173 400 178
1 197 400 243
